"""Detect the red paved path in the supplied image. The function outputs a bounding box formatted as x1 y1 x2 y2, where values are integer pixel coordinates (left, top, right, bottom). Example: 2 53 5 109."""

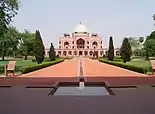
83 58 147 77
0 58 155 86
22 58 79 78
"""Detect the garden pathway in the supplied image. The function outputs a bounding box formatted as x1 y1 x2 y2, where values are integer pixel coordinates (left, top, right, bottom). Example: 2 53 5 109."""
83 58 147 77
21 58 79 78
1 57 154 86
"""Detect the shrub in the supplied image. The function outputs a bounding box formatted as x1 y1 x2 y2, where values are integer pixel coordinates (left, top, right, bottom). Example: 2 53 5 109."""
99 59 146 74
0 65 22 75
0 66 3 75
107 36 114 61
21 59 64 74
32 57 58 62
114 58 123 62
120 38 132 63
60 56 73 60
49 42 56 61
89 57 99 60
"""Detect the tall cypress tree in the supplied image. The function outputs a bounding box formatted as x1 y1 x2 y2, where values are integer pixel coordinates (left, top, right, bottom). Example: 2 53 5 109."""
120 38 132 63
49 42 55 61
107 36 114 61
34 30 45 64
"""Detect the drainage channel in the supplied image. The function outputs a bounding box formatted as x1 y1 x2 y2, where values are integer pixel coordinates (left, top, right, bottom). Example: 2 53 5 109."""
49 57 111 96
78 57 85 82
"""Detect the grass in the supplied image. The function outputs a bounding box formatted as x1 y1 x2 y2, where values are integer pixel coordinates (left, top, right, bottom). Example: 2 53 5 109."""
127 60 151 68
126 58 152 74
114 57 152 69
0 58 63 75
99 57 152 74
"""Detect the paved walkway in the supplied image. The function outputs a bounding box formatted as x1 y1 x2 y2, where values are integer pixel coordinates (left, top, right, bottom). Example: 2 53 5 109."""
1 57 154 85
22 58 79 78
82 58 147 77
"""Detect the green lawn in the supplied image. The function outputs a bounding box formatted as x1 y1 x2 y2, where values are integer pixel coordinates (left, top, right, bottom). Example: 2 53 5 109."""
100 57 153 74
0 58 62 75
127 58 152 74
127 60 151 68
114 57 152 68
0 60 37 67
117 57 152 74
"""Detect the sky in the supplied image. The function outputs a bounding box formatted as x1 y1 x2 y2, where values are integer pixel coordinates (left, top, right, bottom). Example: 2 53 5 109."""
12 0 155 48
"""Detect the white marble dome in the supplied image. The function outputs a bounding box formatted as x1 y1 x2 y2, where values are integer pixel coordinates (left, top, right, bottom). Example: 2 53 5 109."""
74 23 89 33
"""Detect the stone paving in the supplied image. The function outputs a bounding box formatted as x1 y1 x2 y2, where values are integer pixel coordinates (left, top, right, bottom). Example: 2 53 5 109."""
22 58 79 78
82 58 147 77
0 57 155 86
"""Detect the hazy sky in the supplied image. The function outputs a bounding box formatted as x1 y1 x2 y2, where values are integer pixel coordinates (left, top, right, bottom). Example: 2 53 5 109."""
12 0 155 48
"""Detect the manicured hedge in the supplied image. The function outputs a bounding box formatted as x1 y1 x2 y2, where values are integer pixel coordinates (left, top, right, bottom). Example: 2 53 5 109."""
99 59 146 74
21 59 64 74
89 57 98 60
60 56 73 60
0 66 3 74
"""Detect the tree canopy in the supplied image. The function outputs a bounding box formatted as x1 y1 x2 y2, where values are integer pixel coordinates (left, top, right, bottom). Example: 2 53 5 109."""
0 0 19 25
34 30 45 64
0 26 20 60
120 38 132 63
0 26 36 60
49 42 55 61
144 31 155 58
128 37 142 51
20 30 35 60
107 36 114 61
0 0 19 60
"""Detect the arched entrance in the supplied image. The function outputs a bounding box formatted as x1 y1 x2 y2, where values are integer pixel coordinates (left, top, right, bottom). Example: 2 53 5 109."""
90 51 93 56
63 51 67 56
77 38 85 49
58 51 61 56
92 41 98 49
93 51 98 57
64 41 69 49
74 51 77 56
79 51 83 56
68 51 72 55
84 51 88 56
100 51 103 56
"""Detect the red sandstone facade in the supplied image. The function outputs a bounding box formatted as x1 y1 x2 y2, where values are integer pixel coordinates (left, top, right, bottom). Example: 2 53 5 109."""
45 23 120 57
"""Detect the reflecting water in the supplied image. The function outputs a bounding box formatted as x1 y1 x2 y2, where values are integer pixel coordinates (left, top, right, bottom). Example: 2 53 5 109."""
54 87 110 96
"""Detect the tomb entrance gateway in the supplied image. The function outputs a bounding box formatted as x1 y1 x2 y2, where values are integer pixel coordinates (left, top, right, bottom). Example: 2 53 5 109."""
45 23 120 57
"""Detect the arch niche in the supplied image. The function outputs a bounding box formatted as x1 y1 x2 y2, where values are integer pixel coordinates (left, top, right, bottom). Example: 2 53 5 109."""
76 38 85 49
64 41 69 49
92 41 98 49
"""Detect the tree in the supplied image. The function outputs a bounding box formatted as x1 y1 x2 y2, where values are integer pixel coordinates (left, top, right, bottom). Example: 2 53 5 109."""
144 39 155 59
20 30 35 60
107 36 114 61
146 31 155 41
34 30 45 64
0 0 19 25
143 31 155 59
128 37 142 51
139 37 144 43
153 14 155 25
49 43 55 61
0 0 19 60
144 31 155 59
120 38 132 63
128 37 144 56
0 26 20 60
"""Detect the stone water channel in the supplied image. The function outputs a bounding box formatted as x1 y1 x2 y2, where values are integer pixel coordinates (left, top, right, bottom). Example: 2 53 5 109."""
53 57 110 96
